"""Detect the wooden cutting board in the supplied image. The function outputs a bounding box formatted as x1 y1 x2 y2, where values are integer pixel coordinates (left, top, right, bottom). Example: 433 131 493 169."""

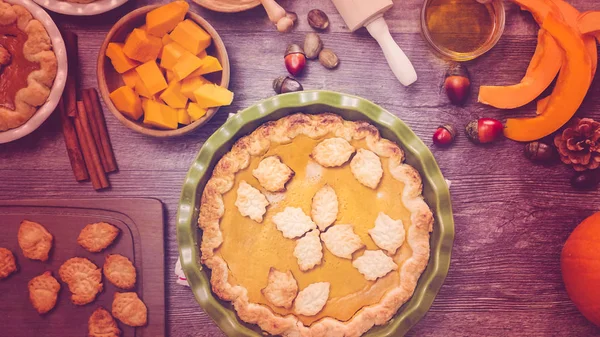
0 198 165 337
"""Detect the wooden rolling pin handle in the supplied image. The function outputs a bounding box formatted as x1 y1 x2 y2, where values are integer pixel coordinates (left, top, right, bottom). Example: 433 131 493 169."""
276 16 294 33
260 0 286 24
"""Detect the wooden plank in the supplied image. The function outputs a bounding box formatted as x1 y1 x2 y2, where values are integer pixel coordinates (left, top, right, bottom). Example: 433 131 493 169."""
2 0 600 336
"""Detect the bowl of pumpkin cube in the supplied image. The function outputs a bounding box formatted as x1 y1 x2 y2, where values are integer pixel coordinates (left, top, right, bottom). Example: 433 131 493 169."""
97 1 232 137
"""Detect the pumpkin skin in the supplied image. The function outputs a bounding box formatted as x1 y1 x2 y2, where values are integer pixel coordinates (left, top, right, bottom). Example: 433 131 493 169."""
561 212 600 327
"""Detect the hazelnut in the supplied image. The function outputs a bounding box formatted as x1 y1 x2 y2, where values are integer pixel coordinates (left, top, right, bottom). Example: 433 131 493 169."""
304 32 323 60
318 48 339 69
307 9 329 30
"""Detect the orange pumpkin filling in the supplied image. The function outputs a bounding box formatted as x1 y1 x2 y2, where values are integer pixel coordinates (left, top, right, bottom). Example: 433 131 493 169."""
216 136 414 325
0 24 41 110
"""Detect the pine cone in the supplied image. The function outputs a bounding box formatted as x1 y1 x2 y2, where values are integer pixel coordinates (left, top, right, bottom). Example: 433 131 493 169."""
554 118 600 171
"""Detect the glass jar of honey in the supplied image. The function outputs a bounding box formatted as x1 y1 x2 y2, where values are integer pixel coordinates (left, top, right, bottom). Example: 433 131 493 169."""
421 0 505 61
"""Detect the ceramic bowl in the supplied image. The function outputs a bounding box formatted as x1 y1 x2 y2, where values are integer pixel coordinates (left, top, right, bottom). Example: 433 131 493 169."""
0 0 67 144
97 5 230 137
177 90 455 336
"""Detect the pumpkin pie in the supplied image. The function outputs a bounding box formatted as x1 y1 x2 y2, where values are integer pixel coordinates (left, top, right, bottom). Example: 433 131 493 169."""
0 0 57 131
199 113 434 337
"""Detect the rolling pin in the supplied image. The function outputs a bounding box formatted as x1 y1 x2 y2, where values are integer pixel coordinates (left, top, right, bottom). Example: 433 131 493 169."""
261 0 296 32
330 0 418 86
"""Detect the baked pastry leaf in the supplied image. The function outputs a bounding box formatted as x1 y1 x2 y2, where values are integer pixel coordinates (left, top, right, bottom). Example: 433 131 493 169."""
59 257 103 305
103 254 136 290
78 222 120 253
293 229 323 271
88 307 121 337
28 271 60 314
294 282 330 316
369 212 405 255
235 180 269 222
18 220 53 261
0 247 17 279
311 184 338 231
350 148 383 189
252 156 294 192
310 138 355 167
272 207 316 239
320 224 364 259
260 268 298 309
112 292 148 327
352 250 398 281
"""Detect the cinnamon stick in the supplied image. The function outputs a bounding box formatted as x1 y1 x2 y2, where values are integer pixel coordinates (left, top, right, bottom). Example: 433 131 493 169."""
58 97 88 181
63 31 79 118
81 89 108 171
83 88 118 173
74 105 100 189
76 101 109 190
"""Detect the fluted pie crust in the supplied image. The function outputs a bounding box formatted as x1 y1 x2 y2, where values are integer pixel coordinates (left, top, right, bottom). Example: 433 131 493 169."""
199 113 433 337
0 0 57 131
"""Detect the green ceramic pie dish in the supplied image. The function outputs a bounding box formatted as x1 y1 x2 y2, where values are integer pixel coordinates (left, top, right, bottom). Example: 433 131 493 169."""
177 90 454 337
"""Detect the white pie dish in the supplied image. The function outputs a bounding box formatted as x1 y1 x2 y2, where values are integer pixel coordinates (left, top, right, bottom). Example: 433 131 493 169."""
33 0 127 16
0 0 67 144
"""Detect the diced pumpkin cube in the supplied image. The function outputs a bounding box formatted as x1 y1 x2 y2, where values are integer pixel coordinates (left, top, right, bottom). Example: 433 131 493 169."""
134 74 153 98
169 19 211 55
122 69 138 88
142 99 178 130
193 84 233 108
160 42 186 70
160 81 188 109
162 34 172 46
139 24 147 31
166 70 177 83
106 43 139 73
197 50 207 58
109 86 143 120
135 60 168 95
180 75 210 101
123 28 162 63
197 56 223 75
178 108 191 125
187 102 207 121
172 52 202 81
146 1 189 37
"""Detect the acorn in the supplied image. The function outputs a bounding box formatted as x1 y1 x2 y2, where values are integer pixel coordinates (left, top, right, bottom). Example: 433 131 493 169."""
273 76 303 94
444 63 471 106
284 44 306 76
524 141 556 163
465 118 503 144
571 171 599 191
432 124 456 147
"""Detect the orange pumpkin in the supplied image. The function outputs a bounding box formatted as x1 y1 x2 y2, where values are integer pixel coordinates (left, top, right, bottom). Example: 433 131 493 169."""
561 211 600 327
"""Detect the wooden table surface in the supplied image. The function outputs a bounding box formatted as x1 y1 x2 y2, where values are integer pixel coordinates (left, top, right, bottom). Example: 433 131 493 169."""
2 0 600 336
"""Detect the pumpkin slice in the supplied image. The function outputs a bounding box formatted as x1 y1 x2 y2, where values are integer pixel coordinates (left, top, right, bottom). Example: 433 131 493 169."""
478 0 562 109
578 11 600 42
478 29 562 109
504 14 593 142
550 0 597 76
536 96 550 113
512 0 560 23
536 1 597 116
